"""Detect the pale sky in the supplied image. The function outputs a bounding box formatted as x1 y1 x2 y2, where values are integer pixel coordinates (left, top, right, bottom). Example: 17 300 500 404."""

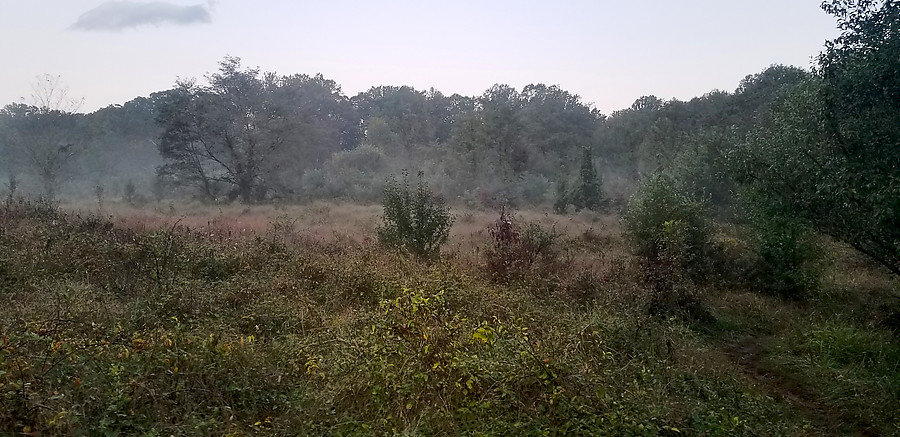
0 1 840 114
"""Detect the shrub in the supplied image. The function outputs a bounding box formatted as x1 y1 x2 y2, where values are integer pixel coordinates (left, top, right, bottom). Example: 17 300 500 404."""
623 173 712 281
122 180 147 206
483 209 561 283
742 194 821 298
377 170 454 259
512 172 552 205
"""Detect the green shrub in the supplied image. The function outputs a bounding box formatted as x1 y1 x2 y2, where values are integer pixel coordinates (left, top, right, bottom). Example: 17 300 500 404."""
623 173 712 281
377 170 454 259
623 173 713 322
742 194 821 298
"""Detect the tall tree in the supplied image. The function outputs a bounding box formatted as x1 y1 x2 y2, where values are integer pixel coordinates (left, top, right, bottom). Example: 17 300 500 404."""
734 0 900 276
86 96 163 186
156 57 291 202
0 75 89 199
518 84 601 175
274 73 361 163
352 86 430 154
351 86 467 155
571 147 604 211
479 84 526 174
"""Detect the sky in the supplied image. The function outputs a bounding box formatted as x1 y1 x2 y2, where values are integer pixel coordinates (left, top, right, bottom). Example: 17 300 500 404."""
0 1 841 114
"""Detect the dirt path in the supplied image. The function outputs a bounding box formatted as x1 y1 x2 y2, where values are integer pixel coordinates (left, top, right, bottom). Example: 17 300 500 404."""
724 335 877 436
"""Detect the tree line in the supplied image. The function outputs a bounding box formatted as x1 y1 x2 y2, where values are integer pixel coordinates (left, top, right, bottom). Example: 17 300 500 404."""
0 61 808 208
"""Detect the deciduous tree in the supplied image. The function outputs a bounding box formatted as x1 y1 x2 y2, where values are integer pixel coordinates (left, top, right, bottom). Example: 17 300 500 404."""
0 75 89 199
733 0 900 276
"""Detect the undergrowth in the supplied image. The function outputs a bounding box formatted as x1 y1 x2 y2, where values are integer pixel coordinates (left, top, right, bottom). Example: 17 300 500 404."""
0 199 896 435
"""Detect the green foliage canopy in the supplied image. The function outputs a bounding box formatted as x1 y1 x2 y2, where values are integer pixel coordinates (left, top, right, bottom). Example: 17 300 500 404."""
732 0 900 276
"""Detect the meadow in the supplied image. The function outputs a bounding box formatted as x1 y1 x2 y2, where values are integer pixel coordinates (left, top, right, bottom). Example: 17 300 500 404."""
1 198 898 436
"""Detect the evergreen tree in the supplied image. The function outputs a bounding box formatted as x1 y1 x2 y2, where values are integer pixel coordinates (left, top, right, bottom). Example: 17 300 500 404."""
572 147 604 211
553 178 569 214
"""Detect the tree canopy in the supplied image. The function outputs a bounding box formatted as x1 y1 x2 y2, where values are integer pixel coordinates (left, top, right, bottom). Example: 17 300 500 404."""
732 0 900 275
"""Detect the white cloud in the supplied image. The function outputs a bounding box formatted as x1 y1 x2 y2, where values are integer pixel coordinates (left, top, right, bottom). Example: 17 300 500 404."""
71 1 211 31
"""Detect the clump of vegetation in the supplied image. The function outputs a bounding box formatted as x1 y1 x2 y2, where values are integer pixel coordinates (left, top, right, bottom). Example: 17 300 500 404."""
571 147 605 212
122 180 148 206
553 148 606 214
622 172 716 319
742 194 821 298
623 173 711 280
483 209 561 283
1 195 899 435
377 170 454 259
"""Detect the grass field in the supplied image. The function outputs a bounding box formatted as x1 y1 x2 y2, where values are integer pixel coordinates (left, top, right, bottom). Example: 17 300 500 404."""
1 199 898 435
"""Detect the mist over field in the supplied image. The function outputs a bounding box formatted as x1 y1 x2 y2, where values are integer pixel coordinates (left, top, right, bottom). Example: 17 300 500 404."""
0 62 799 209
1 1 899 435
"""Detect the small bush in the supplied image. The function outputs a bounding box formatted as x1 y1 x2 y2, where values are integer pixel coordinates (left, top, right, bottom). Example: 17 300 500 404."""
377 170 454 259
483 209 561 283
623 173 712 280
512 172 552 205
622 173 716 318
742 195 821 298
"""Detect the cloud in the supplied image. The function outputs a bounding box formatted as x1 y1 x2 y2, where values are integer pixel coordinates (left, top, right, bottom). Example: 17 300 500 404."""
71 1 211 31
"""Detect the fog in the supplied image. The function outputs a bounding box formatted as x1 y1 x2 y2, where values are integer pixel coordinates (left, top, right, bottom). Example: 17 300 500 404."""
0 59 801 212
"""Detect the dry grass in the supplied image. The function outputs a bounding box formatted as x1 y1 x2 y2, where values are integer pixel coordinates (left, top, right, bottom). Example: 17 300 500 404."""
66 200 383 242
64 200 633 275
